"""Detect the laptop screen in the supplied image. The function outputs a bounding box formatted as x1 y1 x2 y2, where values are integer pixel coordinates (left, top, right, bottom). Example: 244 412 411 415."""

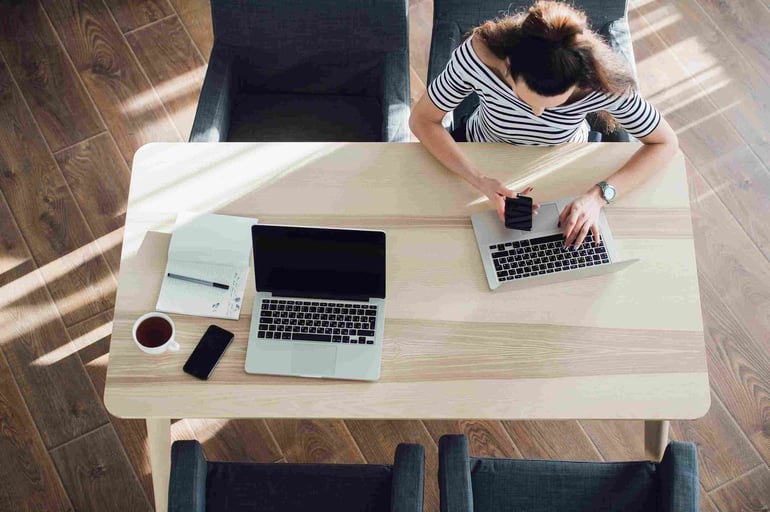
252 225 386 300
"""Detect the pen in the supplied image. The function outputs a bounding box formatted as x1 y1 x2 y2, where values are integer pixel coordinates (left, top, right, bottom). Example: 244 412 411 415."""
167 273 230 290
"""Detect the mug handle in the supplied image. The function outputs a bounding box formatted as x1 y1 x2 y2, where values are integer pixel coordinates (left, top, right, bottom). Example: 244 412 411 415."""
167 339 180 352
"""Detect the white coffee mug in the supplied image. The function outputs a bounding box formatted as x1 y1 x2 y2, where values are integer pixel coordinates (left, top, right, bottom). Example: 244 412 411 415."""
132 312 180 354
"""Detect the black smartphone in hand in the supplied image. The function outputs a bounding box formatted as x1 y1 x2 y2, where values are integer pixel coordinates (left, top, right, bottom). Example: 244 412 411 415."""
183 325 234 380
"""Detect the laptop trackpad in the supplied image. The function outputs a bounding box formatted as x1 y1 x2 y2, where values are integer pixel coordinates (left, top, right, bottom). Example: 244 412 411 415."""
291 345 337 376
533 203 560 231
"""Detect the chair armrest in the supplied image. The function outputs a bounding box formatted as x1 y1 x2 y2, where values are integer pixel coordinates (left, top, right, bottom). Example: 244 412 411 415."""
382 50 411 142
658 442 699 512
438 435 473 512
169 440 207 512
189 41 235 142
391 443 425 512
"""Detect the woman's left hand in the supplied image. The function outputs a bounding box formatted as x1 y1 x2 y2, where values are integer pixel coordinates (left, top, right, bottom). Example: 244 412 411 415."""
558 188 605 248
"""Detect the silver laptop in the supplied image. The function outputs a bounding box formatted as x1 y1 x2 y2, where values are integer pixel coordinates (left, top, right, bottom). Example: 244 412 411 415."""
471 197 638 290
245 224 386 381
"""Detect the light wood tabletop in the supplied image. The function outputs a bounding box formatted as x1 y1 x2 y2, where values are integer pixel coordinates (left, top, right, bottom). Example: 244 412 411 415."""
106 142 708 511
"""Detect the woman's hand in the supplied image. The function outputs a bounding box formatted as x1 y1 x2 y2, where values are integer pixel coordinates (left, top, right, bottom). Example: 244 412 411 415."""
559 188 605 248
476 178 539 222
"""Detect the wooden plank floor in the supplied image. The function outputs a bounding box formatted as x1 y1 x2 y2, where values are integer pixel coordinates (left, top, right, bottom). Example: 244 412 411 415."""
0 0 768 510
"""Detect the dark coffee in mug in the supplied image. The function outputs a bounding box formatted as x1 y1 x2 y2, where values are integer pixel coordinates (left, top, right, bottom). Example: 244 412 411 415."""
135 316 173 348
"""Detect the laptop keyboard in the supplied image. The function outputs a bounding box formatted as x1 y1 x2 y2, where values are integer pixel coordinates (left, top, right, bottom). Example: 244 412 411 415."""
490 231 609 282
257 299 377 345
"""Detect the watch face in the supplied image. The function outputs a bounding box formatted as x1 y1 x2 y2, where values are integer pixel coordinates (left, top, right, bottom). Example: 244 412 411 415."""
605 186 616 201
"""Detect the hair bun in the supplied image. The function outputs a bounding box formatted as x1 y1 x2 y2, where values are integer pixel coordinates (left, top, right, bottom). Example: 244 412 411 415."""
521 0 586 45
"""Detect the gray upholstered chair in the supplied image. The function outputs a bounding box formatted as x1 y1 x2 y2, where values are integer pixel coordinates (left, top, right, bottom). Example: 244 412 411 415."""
169 440 425 512
190 0 410 143
439 435 699 512
427 0 638 142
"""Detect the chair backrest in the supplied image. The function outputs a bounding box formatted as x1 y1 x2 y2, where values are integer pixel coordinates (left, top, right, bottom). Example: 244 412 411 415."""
211 0 407 57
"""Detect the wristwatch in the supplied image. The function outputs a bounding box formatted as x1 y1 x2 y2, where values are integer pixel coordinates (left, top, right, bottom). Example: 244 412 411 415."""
596 181 617 204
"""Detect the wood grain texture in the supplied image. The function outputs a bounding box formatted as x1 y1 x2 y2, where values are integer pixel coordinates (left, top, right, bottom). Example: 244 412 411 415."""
104 0 173 33
67 309 154 503
708 465 770 512
265 420 363 464
0 193 34 288
0 350 73 512
698 277 770 465
187 419 282 463
168 0 213 60
50 424 152 512
700 487 720 512
648 0 770 164
0 157 109 452
125 16 206 140
629 3 746 169
503 421 602 461
633 1 770 235
0 0 103 152
347 420 439 512
670 394 762 491
422 420 522 459
688 165 770 371
580 420 644 460
40 0 180 164
105 143 707 421
695 146 770 260
693 0 770 86
55 133 130 273
0 60 115 326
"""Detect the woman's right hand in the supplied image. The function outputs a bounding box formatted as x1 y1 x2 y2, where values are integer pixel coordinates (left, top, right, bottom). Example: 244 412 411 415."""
476 178 538 222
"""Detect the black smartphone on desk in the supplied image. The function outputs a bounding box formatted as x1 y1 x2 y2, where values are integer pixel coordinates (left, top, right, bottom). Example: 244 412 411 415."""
183 325 234 380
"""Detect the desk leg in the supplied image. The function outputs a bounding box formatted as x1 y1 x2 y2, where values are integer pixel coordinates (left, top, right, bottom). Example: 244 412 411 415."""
644 420 669 461
147 418 171 512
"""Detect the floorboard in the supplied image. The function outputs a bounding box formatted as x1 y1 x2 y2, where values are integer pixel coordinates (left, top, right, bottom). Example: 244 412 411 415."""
422 420 522 459
49 424 152 512
40 0 180 164
0 59 115 327
103 0 173 34
0 172 109 451
66 310 155 503
671 394 763 492
698 277 770 466
125 16 206 140
168 0 213 61
188 419 283 463
0 1 103 152
503 421 602 461
0 350 74 512
54 133 131 274
708 465 770 512
265 419 364 464
658 0 770 164
580 420 644 460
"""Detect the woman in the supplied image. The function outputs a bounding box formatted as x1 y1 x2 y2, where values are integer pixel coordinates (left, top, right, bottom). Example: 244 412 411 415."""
409 1 678 249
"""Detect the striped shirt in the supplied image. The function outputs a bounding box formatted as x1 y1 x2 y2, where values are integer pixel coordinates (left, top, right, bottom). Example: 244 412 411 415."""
427 37 661 144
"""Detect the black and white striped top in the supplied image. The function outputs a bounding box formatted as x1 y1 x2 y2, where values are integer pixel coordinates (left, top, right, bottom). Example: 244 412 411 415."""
427 37 661 144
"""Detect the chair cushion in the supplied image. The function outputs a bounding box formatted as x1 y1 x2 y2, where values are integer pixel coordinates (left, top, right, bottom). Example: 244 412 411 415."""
470 458 658 512
206 462 393 512
228 93 382 142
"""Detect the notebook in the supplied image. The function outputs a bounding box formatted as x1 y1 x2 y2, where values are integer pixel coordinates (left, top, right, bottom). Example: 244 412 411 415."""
156 212 257 320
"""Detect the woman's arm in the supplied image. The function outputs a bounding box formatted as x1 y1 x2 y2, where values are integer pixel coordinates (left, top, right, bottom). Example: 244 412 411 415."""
559 117 679 247
410 93 532 221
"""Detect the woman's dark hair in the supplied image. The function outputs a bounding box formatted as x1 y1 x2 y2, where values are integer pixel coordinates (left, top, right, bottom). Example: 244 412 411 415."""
470 1 636 128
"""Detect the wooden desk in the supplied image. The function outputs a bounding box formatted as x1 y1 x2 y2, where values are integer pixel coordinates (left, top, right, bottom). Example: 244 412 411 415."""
106 142 708 511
